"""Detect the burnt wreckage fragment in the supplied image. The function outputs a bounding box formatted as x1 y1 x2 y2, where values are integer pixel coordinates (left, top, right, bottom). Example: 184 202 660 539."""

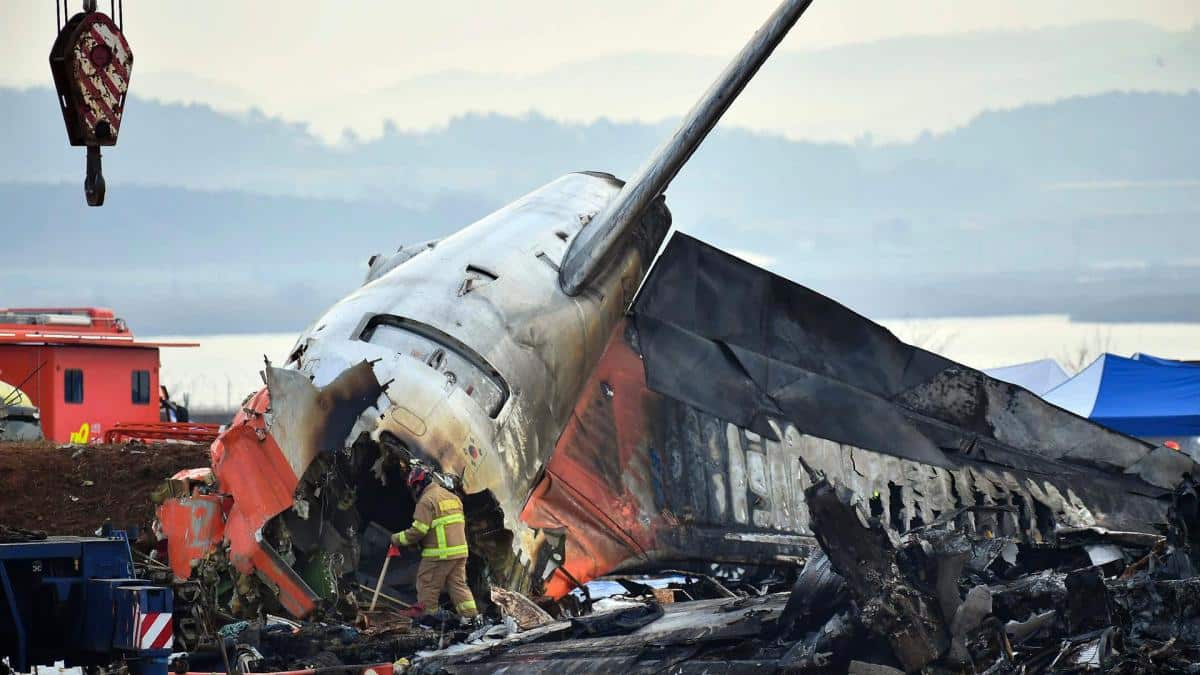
401 478 1200 672
627 233 1195 543
786 472 1200 672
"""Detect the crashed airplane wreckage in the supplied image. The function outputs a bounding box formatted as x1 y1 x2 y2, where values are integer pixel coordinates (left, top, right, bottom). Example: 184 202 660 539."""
155 0 1199 632
157 230 1200 623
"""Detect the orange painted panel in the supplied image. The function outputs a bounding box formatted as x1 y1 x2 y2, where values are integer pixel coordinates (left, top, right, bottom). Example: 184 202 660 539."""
522 319 666 597
158 493 230 579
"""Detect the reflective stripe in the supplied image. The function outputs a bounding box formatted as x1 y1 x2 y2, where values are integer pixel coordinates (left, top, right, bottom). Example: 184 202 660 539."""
421 544 469 559
412 520 430 534
395 532 407 546
428 513 466 551
457 600 477 611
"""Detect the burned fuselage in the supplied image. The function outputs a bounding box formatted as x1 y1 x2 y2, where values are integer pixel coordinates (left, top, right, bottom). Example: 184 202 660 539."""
292 171 668 584
156 0 824 618
166 226 1200 621
161 173 672 616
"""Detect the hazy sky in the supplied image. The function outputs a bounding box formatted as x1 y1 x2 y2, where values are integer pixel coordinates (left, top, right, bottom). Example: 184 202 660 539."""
5 1 1199 140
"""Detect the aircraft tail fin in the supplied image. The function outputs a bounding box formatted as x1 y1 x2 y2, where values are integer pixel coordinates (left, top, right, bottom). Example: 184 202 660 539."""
558 0 815 296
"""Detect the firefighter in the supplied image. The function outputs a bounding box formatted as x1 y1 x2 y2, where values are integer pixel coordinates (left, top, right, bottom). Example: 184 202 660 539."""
392 466 478 620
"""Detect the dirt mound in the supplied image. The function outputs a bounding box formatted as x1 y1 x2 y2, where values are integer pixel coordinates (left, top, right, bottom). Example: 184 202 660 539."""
0 441 210 536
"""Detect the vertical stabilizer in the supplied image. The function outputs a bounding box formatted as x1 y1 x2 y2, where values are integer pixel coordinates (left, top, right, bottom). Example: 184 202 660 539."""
559 0 815 296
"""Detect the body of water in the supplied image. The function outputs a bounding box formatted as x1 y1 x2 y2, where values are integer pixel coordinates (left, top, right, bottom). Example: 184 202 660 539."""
147 314 1200 412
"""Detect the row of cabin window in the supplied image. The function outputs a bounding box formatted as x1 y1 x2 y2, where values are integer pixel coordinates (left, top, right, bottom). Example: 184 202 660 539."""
63 369 152 405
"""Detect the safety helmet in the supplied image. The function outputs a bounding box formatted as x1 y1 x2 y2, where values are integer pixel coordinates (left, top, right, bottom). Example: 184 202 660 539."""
406 466 430 489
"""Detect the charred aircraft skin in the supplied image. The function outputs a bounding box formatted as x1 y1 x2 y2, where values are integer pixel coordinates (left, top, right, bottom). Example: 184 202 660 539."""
299 174 663 524
287 172 667 505
521 233 1200 597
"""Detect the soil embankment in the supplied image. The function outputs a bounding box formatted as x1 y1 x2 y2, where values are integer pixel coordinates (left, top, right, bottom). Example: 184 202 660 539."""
0 441 210 535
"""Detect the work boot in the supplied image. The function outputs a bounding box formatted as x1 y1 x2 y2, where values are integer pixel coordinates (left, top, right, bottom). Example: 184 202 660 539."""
418 609 455 629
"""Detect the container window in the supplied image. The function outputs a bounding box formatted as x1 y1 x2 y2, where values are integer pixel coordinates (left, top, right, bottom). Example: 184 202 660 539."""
132 370 151 404
64 369 84 404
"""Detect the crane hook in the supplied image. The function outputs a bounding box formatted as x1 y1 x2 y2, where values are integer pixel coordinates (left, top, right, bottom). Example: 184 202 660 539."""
84 146 105 206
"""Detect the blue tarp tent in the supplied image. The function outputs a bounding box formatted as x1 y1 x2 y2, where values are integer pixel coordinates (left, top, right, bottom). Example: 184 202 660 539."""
1133 353 1200 368
1043 353 1200 437
984 359 1069 395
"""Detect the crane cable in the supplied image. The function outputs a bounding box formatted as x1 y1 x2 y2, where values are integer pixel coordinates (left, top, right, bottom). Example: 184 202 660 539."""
56 1 123 32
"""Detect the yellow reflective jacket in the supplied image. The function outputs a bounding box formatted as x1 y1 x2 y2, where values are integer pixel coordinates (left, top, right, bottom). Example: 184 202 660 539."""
393 483 469 560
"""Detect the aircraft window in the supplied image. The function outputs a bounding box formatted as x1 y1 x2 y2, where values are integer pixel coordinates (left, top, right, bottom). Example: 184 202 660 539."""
360 315 509 418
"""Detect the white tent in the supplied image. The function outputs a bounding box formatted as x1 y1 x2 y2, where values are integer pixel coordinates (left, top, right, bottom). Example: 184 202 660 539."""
984 358 1069 395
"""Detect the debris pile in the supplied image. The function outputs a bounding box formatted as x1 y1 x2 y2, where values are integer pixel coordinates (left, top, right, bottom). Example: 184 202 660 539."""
193 615 436 673
368 474 1200 673
152 552 808 672
7 441 1200 674
788 475 1200 673
0 440 210 535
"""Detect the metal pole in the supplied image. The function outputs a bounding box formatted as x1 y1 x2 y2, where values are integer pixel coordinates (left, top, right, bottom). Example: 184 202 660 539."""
559 0 815 296
369 554 393 612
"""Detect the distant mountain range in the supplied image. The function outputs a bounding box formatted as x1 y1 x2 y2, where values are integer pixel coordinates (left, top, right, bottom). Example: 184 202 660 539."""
128 21 1200 143
3 85 1198 334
